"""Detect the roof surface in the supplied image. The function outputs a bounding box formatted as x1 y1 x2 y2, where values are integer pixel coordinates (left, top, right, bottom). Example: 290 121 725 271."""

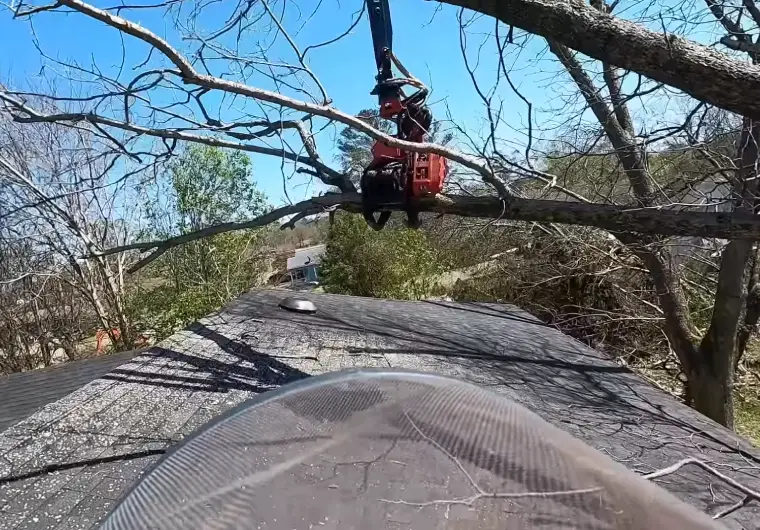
0 351 143 433
0 289 759 529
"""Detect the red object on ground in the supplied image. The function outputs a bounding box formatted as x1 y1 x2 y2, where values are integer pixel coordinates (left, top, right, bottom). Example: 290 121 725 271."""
96 328 149 354
96 329 120 354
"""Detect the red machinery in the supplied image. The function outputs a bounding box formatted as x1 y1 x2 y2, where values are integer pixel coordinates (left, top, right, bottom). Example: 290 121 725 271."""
360 0 448 230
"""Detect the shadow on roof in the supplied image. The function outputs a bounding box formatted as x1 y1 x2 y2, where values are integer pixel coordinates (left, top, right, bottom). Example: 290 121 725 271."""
101 323 310 394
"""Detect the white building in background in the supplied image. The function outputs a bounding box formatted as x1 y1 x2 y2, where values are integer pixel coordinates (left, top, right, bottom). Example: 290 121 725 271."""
286 245 325 285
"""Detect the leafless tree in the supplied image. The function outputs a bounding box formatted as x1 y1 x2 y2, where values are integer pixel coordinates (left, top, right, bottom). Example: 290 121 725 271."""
0 235 85 372
0 95 153 362
3 0 760 255
443 0 760 426
539 0 760 428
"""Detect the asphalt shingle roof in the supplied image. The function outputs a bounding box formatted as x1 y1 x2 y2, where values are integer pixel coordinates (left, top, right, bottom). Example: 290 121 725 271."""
0 351 143 433
0 289 759 529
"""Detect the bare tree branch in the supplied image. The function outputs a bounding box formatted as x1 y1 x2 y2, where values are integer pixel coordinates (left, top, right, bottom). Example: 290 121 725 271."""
35 0 501 189
644 457 760 503
259 0 330 105
743 0 760 29
0 92 351 190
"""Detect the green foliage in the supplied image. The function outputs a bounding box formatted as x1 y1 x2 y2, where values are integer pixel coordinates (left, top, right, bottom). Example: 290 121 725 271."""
320 214 446 300
130 146 271 337
129 283 212 339
171 145 268 230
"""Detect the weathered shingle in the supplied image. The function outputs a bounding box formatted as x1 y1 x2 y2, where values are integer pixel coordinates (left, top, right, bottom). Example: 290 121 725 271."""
0 289 759 529
0 351 143 433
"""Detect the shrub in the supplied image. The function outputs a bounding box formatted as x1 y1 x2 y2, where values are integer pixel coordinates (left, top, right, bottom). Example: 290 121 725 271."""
320 214 447 300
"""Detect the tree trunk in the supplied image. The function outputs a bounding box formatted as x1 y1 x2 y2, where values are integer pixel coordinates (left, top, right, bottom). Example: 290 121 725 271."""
690 363 735 427
695 239 751 425
97 258 135 350
547 36 744 427
695 118 760 426
735 122 760 367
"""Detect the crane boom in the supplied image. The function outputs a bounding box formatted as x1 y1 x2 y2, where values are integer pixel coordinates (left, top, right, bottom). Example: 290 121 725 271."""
366 0 393 84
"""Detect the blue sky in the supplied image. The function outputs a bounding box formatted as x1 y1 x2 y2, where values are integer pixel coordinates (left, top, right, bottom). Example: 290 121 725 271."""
0 1 558 206
0 0 726 208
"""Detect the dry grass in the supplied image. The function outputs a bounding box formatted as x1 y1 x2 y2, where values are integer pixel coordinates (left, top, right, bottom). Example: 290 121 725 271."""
735 340 760 446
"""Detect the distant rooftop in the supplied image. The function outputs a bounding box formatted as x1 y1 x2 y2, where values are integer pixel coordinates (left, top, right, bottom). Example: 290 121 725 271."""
286 244 325 271
0 289 759 529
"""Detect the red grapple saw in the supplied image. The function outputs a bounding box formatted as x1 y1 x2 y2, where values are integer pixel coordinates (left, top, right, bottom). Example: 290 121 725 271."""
360 0 449 230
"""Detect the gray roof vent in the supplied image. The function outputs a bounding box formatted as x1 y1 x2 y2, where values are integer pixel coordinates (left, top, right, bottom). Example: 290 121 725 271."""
278 297 317 314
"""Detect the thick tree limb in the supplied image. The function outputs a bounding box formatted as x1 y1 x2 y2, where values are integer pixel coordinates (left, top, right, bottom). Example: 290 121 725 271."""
96 192 760 273
444 0 760 119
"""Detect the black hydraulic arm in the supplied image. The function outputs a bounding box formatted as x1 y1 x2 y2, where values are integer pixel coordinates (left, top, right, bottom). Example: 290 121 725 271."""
366 0 393 84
